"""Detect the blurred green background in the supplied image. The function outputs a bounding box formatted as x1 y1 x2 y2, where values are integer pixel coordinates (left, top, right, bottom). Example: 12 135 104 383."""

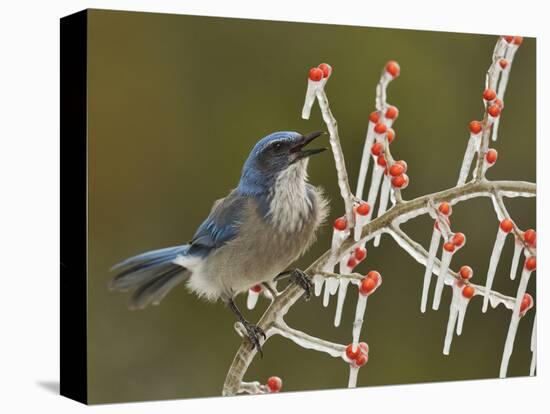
86 9 536 404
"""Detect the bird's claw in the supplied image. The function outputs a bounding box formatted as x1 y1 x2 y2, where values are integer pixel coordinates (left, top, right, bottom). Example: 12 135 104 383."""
290 269 313 301
244 322 266 356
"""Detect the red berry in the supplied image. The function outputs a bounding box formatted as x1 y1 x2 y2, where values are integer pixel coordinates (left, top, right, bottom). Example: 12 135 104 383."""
369 111 380 124
355 352 368 367
250 284 262 293
488 104 501 117
499 59 508 69
499 219 514 233
334 217 347 231
385 105 399 120
359 278 377 296
483 89 497 101
494 98 504 108
438 202 452 216
377 155 387 167
267 376 282 393
367 270 381 284
385 60 400 78
523 229 536 246
317 63 332 78
308 67 324 81
359 271 381 297
485 149 498 164
395 160 408 173
443 242 455 253
469 120 482 134
520 293 533 314
374 123 387 134
503 35 514 43
389 163 405 177
513 36 523 46
355 247 367 261
387 128 395 143
459 265 473 280
452 232 466 247
347 257 358 269
371 142 384 156
391 173 408 189
345 344 359 360
525 256 536 271
462 285 475 299
356 203 370 216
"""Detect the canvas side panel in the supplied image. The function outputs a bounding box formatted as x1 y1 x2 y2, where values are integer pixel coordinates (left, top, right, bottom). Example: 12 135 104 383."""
60 9 88 404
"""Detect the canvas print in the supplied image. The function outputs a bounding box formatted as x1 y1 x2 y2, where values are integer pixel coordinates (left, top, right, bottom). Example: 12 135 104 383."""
60 9 536 404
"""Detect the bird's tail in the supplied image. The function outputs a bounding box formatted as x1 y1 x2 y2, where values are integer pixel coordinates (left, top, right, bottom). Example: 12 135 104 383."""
110 245 190 309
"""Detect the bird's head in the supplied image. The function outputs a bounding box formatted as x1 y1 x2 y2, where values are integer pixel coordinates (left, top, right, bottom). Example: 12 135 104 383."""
238 131 326 195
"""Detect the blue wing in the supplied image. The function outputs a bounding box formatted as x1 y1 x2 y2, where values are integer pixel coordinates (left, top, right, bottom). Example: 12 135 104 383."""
188 190 249 256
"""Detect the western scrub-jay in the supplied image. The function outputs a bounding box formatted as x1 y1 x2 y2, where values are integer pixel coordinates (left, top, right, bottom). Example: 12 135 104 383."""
110 131 329 353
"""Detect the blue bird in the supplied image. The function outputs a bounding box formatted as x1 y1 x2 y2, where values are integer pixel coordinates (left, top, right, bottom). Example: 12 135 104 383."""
110 131 329 352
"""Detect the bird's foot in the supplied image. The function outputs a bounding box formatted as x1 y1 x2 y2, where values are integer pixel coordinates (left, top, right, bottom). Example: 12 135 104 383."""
243 321 267 356
290 269 313 300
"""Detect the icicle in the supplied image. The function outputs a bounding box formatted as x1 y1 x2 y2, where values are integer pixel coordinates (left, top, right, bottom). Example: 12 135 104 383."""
510 239 523 280
374 177 391 246
246 287 261 310
443 283 460 355
356 123 376 200
530 315 536 376
432 249 453 311
421 226 441 313
483 228 508 312
312 274 325 297
301 77 324 120
354 209 369 242
323 277 336 307
366 165 384 220
499 265 533 378
457 134 480 186
444 280 473 354
352 294 368 351
348 366 359 388
456 293 470 336
334 279 350 327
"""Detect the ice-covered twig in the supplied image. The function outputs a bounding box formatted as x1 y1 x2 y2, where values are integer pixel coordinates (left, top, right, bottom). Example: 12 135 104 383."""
510 239 523 280
356 112 380 200
388 225 517 310
457 121 482 185
238 381 269 395
499 256 535 378
421 225 441 313
315 88 355 225
482 219 513 312
272 320 346 358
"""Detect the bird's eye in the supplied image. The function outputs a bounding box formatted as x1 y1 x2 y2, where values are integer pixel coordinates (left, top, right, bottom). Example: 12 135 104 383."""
273 143 282 151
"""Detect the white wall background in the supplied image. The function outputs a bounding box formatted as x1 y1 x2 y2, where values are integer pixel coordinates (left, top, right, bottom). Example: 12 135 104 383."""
0 0 547 412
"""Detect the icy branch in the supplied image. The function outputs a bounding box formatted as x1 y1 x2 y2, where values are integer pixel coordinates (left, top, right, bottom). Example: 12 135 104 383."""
223 179 533 395
271 320 346 358
315 88 356 225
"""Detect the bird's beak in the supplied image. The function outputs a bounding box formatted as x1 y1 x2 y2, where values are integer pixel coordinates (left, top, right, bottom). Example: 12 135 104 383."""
290 131 327 163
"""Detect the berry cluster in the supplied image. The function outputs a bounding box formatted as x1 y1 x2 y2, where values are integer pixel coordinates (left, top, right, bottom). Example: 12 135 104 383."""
344 342 369 368
359 270 382 296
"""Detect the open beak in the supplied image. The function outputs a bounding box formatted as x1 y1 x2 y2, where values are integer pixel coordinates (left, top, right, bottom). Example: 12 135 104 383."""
290 131 327 163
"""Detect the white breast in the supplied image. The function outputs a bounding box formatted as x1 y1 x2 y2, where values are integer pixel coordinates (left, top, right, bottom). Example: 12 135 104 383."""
267 161 313 233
